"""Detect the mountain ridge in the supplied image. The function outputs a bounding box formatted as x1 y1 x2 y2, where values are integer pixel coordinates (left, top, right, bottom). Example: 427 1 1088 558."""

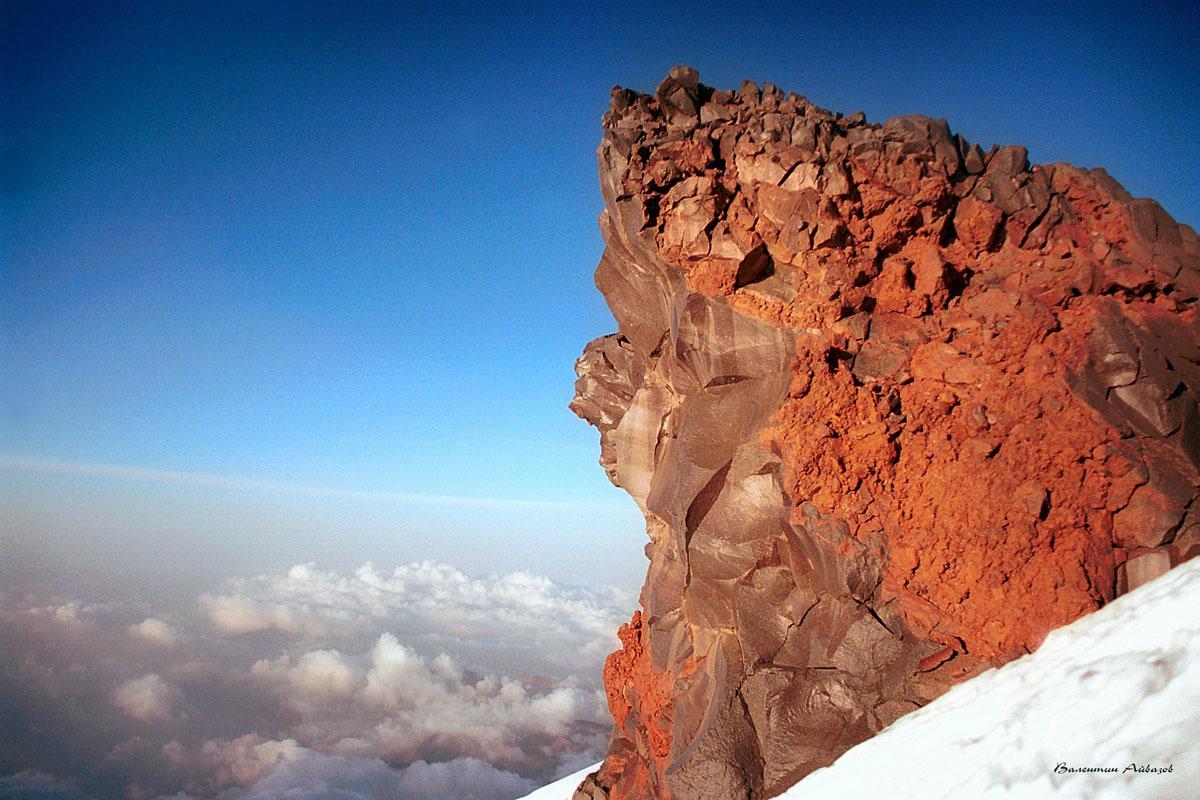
569 66 1199 799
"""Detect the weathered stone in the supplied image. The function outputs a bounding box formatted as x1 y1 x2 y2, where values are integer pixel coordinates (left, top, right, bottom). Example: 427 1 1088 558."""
572 67 1200 800
1113 483 1186 549
656 65 701 129
852 340 909 383
1124 550 1172 591
953 195 1003 251
881 114 960 174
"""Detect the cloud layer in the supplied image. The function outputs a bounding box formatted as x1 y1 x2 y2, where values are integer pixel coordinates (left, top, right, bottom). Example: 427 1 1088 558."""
0 561 628 799
113 674 176 722
199 560 629 677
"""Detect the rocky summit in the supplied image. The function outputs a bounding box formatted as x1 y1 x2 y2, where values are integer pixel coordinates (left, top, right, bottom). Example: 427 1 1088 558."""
569 66 1200 800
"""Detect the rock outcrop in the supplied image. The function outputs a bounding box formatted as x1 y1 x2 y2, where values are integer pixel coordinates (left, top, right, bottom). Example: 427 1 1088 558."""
569 67 1200 800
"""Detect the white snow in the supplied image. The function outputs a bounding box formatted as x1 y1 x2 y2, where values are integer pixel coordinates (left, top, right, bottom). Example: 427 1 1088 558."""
517 762 601 799
519 557 1200 800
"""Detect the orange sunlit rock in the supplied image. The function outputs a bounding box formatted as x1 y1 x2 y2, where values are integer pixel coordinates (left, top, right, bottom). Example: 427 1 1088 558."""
570 66 1199 800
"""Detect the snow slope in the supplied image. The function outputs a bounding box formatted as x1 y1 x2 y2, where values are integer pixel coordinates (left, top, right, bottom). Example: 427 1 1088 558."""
517 762 601 800
520 557 1200 800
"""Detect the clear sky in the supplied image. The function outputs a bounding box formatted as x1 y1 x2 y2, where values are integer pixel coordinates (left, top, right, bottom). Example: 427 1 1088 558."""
3 0 1198 596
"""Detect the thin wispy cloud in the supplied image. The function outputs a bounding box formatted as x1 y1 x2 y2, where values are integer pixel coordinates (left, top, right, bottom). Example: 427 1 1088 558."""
0 455 614 512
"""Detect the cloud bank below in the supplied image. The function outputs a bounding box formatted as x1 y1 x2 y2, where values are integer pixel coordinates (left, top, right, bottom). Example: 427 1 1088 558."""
0 559 630 800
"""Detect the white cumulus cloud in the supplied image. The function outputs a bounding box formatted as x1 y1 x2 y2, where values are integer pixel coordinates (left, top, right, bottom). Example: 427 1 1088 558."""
128 618 181 647
1 559 627 799
199 560 630 677
239 749 536 800
247 632 609 775
113 673 175 721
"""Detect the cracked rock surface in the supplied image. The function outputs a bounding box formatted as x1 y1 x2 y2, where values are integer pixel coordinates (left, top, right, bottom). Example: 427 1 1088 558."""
569 66 1200 800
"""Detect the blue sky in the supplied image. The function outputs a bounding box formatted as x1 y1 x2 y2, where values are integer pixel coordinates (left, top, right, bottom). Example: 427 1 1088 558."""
3 0 1198 594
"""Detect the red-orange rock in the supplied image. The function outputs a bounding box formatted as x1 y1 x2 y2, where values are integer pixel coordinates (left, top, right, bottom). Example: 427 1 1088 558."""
571 66 1200 800
588 611 688 800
